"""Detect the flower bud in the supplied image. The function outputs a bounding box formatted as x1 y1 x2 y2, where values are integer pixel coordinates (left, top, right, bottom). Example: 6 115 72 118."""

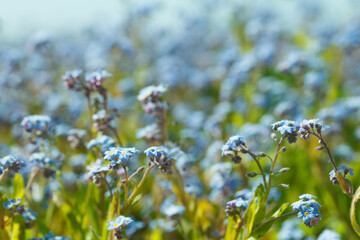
256 152 266 157
318 140 324 145
246 172 258 178
280 147 287 152
315 146 325 151
271 133 277 141
279 167 290 173
231 155 242 164
137 166 145 173
278 184 289 190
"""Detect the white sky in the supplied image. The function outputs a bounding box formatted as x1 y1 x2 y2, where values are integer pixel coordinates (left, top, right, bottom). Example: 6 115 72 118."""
0 0 123 43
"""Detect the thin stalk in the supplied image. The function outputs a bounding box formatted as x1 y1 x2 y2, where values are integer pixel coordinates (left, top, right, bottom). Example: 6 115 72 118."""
162 108 168 142
267 136 284 196
110 127 123 147
103 177 113 200
247 151 267 190
24 167 40 195
127 164 155 203
85 91 93 137
253 212 297 231
123 166 129 202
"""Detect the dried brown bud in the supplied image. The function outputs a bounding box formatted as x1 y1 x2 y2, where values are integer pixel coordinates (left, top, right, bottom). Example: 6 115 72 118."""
137 166 145 173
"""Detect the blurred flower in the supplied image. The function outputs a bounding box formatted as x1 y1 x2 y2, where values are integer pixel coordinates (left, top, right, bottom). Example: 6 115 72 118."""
144 146 174 173
23 209 37 221
318 229 341 240
87 135 116 153
85 70 111 90
3 198 21 209
62 69 83 90
21 115 54 136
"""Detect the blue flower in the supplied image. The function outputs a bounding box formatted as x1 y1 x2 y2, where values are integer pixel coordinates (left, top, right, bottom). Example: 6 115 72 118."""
3 198 21 209
291 194 321 228
221 135 247 161
104 147 138 167
225 197 250 216
107 216 133 230
299 194 317 201
329 165 354 185
23 209 37 220
0 155 24 174
144 146 168 158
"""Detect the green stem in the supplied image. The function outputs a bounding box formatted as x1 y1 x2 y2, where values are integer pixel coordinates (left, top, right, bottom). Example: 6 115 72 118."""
127 164 155 203
253 212 297 232
123 166 129 202
350 186 360 237
24 167 40 195
103 177 113 200
247 151 267 190
266 136 284 196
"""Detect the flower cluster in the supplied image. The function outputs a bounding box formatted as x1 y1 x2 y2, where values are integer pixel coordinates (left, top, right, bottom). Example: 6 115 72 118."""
137 85 168 142
271 120 300 143
104 147 139 169
62 69 111 92
62 69 83 90
145 146 174 172
329 165 354 185
21 115 54 136
225 197 250 216
85 70 111 91
107 216 133 239
92 109 115 132
221 135 247 164
67 129 87 148
29 151 63 178
291 194 321 228
0 155 24 175
86 161 109 184
299 119 330 139
3 199 37 228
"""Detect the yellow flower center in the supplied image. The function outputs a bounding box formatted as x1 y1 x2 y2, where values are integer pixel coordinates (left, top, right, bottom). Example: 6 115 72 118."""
114 223 118 227
109 152 113 155
304 212 309 216
114 157 118 161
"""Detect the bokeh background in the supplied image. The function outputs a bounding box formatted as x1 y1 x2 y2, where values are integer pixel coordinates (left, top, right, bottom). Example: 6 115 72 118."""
1 0 360 239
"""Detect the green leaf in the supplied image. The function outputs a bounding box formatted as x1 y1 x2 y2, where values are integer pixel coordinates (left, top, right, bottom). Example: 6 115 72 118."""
130 193 142 206
253 184 266 226
244 195 256 235
12 174 24 200
250 203 289 238
224 216 237 240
